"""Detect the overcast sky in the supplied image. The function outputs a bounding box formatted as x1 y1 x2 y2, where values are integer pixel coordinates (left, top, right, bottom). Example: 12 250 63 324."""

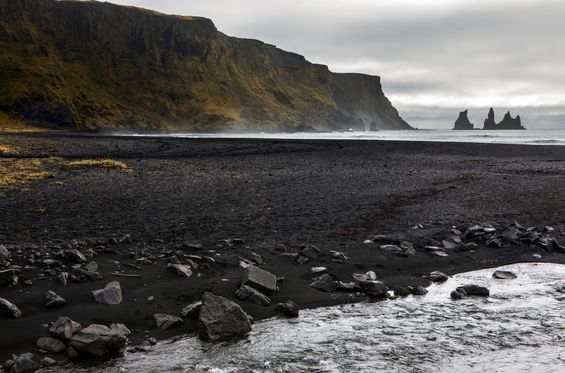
110 0 565 129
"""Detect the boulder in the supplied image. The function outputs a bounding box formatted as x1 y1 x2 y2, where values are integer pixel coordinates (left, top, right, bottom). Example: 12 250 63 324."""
41 356 57 367
0 269 17 285
36 337 66 354
427 271 449 283
0 245 10 261
411 286 428 296
241 265 277 295
197 292 251 342
49 316 82 341
0 298 21 318
12 353 40 373
299 245 320 259
168 264 193 278
49 316 81 341
69 324 128 357
456 285 489 296
235 285 271 306
181 301 202 319
451 290 466 300
309 273 338 293
358 281 388 298
92 281 122 305
493 270 517 280
274 301 299 318
44 291 66 308
62 249 86 263
352 271 377 282
154 314 184 330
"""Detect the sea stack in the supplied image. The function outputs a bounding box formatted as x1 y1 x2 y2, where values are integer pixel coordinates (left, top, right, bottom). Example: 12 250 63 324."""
497 111 525 130
453 110 474 130
483 108 525 130
483 108 497 130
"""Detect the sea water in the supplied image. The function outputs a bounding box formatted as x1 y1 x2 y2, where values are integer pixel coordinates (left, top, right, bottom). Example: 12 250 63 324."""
129 129 565 146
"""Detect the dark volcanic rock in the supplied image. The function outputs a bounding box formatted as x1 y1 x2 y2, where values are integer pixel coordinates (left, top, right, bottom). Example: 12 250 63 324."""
241 265 277 295
309 273 338 293
49 316 82 341
197 292 251 342
453 110 474 130
44 291 66 308
12 353 40 373
456 285 490 296
69 324 128 357
235 285 271 306
154 314 184 330
92 281 122 305
358 281 388 298
36 337 66 354
427 271 449 283
275 301 300 318
0 297 22 319
493 270 517 279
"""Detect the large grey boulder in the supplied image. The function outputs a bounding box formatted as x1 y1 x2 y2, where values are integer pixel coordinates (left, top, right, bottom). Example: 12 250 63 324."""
36 337 66 354
235 285 271 306
0 297 21 318
197 292 251 342
309 273 338 293
49 316 82 341
241 265 277 295
69 324 128 357
92 281 122 305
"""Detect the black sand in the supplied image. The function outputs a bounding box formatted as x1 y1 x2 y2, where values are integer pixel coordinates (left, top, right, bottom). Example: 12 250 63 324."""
1 133 565 360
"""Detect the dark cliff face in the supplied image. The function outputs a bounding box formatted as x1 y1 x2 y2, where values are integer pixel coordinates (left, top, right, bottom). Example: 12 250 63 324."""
453 110 474 130
0 0 412 131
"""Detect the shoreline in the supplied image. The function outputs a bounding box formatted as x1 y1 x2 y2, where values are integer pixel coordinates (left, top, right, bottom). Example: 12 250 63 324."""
1 133 565 366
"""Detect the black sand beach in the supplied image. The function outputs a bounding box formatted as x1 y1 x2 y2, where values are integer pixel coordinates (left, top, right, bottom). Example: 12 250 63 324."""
1 133 565 361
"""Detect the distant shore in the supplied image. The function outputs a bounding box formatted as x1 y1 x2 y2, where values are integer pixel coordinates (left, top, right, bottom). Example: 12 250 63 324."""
1 133 565 364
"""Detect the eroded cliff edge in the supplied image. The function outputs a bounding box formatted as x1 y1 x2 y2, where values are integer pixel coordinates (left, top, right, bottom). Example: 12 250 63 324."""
0 0 412 131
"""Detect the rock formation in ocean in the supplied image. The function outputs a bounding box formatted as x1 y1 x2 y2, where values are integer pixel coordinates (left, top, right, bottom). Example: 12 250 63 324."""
0 0 412 132
483 108 497 130
482 108 525 130
453 110 474 130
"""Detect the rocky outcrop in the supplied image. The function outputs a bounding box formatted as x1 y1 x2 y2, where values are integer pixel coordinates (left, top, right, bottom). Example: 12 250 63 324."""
483 108 525 130
453 110 474 130
0 0 412 132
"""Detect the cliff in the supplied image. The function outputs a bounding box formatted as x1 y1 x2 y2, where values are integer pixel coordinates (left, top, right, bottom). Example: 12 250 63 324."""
453 110 474 130
0 0 412 131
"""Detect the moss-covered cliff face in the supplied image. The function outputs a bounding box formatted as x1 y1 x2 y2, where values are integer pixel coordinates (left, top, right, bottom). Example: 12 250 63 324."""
0 0 412 131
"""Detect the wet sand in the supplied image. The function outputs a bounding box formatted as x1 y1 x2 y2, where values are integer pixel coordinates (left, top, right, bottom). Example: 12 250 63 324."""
1 133 565 361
